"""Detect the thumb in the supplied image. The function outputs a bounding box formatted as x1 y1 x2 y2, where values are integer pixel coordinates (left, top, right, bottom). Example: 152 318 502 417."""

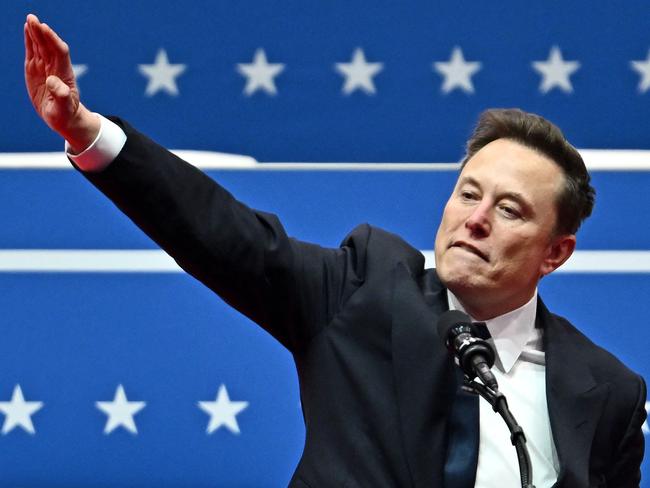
46 75 71 99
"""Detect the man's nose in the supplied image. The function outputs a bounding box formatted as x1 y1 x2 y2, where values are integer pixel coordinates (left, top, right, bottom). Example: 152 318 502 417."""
464 202 491 237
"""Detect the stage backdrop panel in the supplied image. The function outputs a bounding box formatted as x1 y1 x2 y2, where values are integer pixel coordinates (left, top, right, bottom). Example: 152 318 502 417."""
4 1 650 160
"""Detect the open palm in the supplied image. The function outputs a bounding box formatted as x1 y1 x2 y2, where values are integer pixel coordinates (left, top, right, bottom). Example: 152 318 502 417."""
24 14 81 136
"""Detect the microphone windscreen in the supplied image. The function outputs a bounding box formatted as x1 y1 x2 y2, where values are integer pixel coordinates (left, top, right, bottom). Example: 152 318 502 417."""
436 309 473 340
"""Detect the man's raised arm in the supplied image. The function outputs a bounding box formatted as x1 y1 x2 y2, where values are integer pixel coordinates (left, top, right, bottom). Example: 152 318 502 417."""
24 13 99 153
21 14 361 352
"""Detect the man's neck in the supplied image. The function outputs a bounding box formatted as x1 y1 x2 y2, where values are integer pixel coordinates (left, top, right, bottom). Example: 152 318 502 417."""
449 290 538 321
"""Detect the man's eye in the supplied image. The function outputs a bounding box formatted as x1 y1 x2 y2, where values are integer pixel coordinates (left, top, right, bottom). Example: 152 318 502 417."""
499 205 520 219
460 191 477 200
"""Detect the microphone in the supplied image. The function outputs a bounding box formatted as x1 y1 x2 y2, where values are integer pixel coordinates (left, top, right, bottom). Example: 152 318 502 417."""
437 310 499 391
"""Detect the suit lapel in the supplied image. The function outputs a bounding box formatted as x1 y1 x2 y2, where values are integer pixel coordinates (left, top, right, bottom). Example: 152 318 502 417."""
391 263 459 487
391 272 608 487
541 299 610 487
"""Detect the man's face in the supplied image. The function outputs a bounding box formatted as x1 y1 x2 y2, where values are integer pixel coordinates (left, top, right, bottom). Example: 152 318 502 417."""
434 138 574 319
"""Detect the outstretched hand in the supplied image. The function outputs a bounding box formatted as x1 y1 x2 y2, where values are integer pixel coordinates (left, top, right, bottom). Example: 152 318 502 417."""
24 14 99 153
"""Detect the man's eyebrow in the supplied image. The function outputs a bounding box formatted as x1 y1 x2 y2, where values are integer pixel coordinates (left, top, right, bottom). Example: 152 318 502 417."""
500 191 531 206
457 176 481 188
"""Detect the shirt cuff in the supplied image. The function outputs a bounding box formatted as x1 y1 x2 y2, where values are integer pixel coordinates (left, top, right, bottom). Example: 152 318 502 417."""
65 114 127 172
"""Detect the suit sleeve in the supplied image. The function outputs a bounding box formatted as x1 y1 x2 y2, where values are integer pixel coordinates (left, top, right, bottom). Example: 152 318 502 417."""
78 116 368 353
606 374 647 487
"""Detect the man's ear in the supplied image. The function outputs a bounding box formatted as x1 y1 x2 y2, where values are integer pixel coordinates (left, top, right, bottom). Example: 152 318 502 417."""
540 234 576 276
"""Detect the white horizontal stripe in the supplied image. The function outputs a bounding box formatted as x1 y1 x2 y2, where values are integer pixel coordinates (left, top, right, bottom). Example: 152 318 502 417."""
579 150 650 171
421 250 650 273
0 250 179 272
1 150 649 171
0 151 257 170
0 249 648 273
559 250 650 273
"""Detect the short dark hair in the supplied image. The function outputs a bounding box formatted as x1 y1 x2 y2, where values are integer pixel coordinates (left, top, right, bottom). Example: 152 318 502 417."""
461 108 595 235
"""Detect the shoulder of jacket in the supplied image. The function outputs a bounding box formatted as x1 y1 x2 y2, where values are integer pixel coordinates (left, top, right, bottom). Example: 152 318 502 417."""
340 223 425 275
550 312 644 387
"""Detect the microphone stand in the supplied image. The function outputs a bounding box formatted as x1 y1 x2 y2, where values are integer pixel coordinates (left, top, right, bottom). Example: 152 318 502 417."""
463 378 536 488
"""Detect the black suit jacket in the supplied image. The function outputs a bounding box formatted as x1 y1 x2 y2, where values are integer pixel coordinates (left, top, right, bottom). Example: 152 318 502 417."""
81 117 646 487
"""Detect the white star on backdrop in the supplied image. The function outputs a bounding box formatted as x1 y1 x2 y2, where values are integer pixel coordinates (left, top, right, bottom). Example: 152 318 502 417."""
237 49 285 96
532 46 580 94
643 401 650 435
198 384 249 434
138 49 187 97
433 46 482 94
0 385 43 435
631 50 650 93
72 64 88 80
335 48 384 95
72 65 88 94
96 384 146 435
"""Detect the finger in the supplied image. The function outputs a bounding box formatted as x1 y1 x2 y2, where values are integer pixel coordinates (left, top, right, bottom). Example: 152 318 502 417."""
46 75 71 99
24 23 34 62
29 18 54 61
26 14 43 44
41 23 70 58
27 18 49 60
27 23 44 67
25 19 37 57
41 23 76 85
37 22 57 59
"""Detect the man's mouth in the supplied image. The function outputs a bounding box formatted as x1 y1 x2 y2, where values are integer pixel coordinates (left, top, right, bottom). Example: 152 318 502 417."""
450 241 489 262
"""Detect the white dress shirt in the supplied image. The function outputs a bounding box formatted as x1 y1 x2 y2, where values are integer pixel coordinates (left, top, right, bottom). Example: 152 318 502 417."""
448 290 560 487
66 114 126 171
68 116 560 487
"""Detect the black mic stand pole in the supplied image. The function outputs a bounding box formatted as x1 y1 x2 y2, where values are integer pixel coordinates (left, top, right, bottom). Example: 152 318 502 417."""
463 378 536 488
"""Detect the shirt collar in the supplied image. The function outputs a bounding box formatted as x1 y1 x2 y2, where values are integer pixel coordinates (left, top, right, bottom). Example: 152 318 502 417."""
446 290 538 373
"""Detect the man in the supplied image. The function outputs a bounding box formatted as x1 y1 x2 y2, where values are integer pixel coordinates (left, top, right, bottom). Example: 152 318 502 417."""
24 14 645 487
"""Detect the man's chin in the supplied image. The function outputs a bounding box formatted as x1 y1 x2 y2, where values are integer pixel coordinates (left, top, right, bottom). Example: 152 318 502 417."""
438 268 488 296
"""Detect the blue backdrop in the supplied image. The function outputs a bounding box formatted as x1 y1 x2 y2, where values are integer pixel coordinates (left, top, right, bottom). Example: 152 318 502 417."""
1 1 649 486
